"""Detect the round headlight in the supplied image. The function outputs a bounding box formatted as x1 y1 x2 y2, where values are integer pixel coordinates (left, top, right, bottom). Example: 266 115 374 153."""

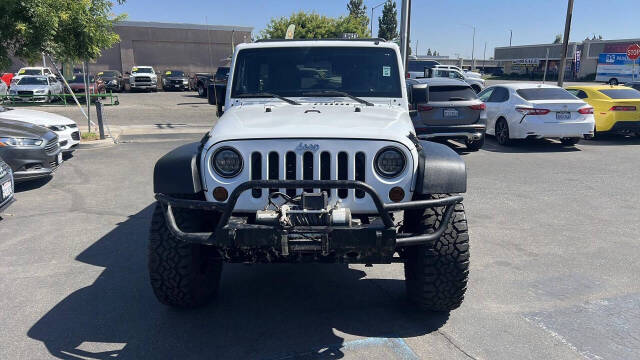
375 147 406 178
212 147 243 178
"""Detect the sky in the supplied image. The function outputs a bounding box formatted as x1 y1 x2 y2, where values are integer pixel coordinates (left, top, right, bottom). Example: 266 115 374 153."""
113 0 640 59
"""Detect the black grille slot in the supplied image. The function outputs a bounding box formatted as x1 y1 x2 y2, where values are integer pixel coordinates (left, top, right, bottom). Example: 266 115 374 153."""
320 151 331 197
268 152 279 194
71 131 80 140
355 152 366 198
338 152 348 199
303 152 314 193
44 138 59 154
251 152 262 198
18 91 33 95
285 151 297 197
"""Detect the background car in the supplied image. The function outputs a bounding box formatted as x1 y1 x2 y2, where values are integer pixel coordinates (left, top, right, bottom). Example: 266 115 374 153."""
0 80 7 98
428 68 485 93
0 119 62 182
0 156 15 212
407 59 440 79
407 78 487 151
128 66 158 92
10 67 55 86
566 85 640 137
67 75 106 99
479 84 595 146
8 75 64 102
434 65 482 79
0 106 79 153
161 69 189 91
97 70 125 92
625 81 640 92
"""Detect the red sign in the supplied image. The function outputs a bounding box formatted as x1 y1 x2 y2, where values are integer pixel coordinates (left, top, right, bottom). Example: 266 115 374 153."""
627 44 640 60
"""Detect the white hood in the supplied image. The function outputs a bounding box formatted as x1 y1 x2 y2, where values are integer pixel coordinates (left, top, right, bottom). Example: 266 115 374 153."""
0 108 77 127
209 102 416 149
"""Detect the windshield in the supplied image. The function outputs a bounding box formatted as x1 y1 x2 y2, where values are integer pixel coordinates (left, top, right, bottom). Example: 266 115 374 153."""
599 89 640 99
99 71 118 77
132 68 153 74
429 86 477 102
70 75 94 83
408 61 438 72
165 70 185 77
19 69 42 76
17 76 48 85
516 88 577 100
231 47 402 98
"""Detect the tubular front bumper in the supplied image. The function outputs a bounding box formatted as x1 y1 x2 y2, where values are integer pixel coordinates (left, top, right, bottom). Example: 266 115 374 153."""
155 180 463 263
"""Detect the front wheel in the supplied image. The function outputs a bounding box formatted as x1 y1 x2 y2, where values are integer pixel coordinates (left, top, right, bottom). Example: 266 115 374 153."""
495 118 511 145
560 137 580 146
465 134 485 151
148 202 223 308
403 194 470 312
197 84 206 97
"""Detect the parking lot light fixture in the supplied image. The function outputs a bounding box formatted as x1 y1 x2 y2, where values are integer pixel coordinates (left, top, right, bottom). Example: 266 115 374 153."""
370 1 386 37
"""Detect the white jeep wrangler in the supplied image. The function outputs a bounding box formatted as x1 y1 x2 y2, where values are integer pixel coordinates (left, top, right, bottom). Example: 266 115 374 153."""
150 39 470 312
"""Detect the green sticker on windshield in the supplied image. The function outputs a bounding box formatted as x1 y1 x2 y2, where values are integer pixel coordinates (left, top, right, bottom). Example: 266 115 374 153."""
97 72 104 76
383 66 391 77
18 69 25 74
132 67 138 72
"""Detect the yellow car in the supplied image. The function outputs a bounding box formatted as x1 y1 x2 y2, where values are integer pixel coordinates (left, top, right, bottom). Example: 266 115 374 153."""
566 85 640 136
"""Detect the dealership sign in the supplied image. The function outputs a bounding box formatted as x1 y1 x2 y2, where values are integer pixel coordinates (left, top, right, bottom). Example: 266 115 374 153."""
627 44 640 60
513 58 540 65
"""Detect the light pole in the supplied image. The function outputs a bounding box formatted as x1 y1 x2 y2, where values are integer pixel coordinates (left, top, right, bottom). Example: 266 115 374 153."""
461 24 477 70
509 29 512 46
370 1 386 37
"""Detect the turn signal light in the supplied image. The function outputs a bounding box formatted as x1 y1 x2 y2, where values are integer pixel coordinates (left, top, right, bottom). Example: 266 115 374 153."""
515 107 550 115
469 103 486 110
213 187 228 201
578 107 594 114
609 106 636 111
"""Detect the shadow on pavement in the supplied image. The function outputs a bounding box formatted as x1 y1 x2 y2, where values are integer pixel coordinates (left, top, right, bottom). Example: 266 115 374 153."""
14 176 52 193
583 134 640 146
28 204 448 359
481 136 581 153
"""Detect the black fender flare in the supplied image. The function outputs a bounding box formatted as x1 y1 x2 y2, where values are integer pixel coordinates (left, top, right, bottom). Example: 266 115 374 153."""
153 142 203 195
415 140 467 194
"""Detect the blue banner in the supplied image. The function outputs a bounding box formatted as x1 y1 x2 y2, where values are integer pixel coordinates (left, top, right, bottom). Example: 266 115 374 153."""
598 53 632 65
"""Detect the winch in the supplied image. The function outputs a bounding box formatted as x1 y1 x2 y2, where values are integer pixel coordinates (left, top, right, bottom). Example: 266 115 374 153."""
255 191 352 227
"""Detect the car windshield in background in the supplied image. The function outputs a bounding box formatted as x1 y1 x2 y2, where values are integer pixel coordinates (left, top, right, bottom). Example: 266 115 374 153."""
18 77 48 85
408 61 438 72
132 68 153 74
429 85 477 102
599 89 640 99
100 71 118 77
166 70 185 77
70 76 95 83
516 88 577 100
20 69 42 75
231 47 402 98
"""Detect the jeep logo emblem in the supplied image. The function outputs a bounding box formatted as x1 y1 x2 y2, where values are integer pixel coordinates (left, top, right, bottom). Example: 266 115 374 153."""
295 142 320 152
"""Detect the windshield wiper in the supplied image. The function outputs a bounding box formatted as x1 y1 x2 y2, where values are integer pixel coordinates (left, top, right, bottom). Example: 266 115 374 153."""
302 90 374 106
236 92 301 105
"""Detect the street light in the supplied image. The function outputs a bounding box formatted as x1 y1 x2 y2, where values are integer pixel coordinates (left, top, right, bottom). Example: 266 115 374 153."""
461 24 477 70
370 1 386 37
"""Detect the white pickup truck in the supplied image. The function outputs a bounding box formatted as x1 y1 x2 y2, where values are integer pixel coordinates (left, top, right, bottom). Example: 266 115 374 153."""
128 66 157 91
150 39 470 312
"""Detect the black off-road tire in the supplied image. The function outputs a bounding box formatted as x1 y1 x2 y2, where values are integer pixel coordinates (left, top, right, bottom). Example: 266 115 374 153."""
403 194 470 312
148 202 223 308
560 137 580 146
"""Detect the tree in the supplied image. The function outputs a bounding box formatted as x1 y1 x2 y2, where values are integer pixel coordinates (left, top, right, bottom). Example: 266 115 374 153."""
433 51 438 57
427 48 432 56
377 0 398 41
553 34 562 44
0 0 126 69
346 0 369 35
260 11 369 40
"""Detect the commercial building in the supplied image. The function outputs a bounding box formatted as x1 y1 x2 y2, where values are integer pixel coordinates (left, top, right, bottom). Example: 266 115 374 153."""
494 38 640 80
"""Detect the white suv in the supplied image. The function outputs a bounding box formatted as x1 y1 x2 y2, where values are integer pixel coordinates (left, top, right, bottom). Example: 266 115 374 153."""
150 39 470 312
11 67 55 86
429 67 485 93
128 66 157 91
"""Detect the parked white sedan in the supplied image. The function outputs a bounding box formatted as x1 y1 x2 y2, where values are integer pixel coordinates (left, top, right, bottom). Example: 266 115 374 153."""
478 84 595 146
0 106 80 153
8 75 64 102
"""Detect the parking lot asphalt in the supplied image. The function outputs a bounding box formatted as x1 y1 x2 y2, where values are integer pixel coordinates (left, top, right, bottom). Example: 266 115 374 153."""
1 117 639 359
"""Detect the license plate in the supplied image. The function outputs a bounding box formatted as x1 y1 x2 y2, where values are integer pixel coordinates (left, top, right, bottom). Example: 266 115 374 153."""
556 111 571 120
174 85 180 88
443 108 459 118
2 181 12 200
57 152 63 165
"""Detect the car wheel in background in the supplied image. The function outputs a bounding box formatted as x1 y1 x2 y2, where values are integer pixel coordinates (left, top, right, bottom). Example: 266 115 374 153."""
609 78 619 85
197 84 206 97
465 134 485 151
560 137 581 146
495 118 511 146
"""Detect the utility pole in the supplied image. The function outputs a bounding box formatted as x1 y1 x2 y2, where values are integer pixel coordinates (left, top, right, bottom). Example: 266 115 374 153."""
399 0 411 70
483 42 487 72
471 26 476 70
509 29 512 46
416 39 419 57
557 0 574 87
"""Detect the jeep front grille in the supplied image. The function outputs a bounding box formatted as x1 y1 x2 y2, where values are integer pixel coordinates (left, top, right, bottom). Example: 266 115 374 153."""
249 149 367 200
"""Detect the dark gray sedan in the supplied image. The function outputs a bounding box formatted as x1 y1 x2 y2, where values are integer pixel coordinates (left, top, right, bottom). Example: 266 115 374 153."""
407 78 487 151
0 119 62 182
0 156 15 212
